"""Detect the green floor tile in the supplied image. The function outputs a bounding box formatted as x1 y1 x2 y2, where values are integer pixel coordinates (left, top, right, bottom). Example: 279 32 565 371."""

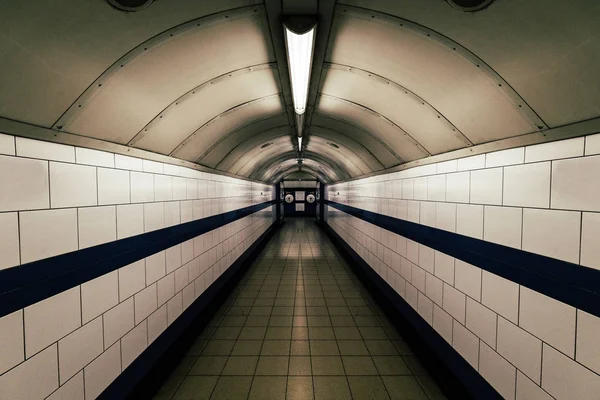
313 376 351 400
261 340 290 355
210 376 252 400
292 327 309 340
287 377 314 400
172 376 218 400
230 340 263 356
189 356 227 375
308 327 335 340
222 356 258 376
333 326 362 340
372 356 412 375
365 340 399 356
310 340 340 356
291 340 311 356
288 356 312 375
348 376 391 400
202 340 235 356
255 356 289 375
244 315 270 326
403 356 429 376
266 326 292 340
238 326 267 340
311 356 345 375
248 376 287 399
359 326 388 340
342 356 379 376
381 376 428 400
212 326 242 340
337 340 370 356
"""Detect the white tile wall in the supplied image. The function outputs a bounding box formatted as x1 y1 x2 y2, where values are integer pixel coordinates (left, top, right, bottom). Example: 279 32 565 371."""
84 342 121 400
466 298 496 348
0 135 274 399
502 162 550 208
575 310 600 374
580 212 600 270
0 212 20 270
16 137 75 163
81 271 119 324
519 287 576 357
0 310 24 375
327 132 600 400
50 162 97 208
479 342 516 400
76 148 114 168
481 271 519 324
542 344 600 400
470 168 503 205
103 298 134 349
496 317 542 384
551 155 600 212
78 206 117 249
483 206 522 249
0 155 49 212
58 317 103 384
522 208 581 263
24 287 81 357
443 284 465 323
0 133 15 155
116 204 144 239
452 320 479 369
516 372 552 400
20 208 78 263
47 371 84 400
0 344 58 400
121 322 148 369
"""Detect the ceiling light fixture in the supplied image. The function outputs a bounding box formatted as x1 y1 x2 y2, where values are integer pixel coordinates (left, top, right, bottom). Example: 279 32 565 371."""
284 17 317 154
283 19 316 115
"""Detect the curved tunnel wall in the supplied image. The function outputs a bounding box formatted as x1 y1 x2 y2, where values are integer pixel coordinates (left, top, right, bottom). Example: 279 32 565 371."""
1 0 600 398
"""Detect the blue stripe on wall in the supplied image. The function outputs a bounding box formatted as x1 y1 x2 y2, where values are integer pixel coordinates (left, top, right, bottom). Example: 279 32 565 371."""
324 200 600 319
323 221 501 400
0 200 276 318
98 222 276 400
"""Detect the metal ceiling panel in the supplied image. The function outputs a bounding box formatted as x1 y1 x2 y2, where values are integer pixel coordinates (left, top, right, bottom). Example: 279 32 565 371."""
63 10 273 143
0 0 260 127
341 0 600 128
310 114 400 168
320 65 471 154
306 136 367 176
219 125 292 172
326 8 538 143
130 64 280 154
172 95 284 162
307 126 383 171
316 95 429 162
203 115 290 169
235 138 293 176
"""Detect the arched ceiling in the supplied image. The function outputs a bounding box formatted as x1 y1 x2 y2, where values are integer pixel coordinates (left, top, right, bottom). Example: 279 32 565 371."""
1 0 599 184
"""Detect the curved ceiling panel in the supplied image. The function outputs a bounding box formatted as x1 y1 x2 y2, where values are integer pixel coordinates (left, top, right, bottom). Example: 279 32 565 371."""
283 171 318 180
252 151 348 183
306 136 367 176
129 64 280 154
326 8 539 143
235 138 293 177
221 126 292 173
275 166 328 184
320 64 471 154
172 95 284 162
310 114 400 168
316 95 429 162
0 0 260 127
307 125 383 171
62 8 273 143
203 115 290 169
342 0 600 127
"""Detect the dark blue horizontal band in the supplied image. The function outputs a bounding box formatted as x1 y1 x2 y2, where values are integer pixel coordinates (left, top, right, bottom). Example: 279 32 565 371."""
324 221 501 399
0 200 276 318
325 200 600 319
98 221 276 400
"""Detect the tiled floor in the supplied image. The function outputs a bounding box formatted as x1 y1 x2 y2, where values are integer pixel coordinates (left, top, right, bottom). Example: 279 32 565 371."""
154 218 446 400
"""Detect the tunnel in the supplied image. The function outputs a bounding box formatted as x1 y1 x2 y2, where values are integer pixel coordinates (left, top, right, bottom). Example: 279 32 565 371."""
0 0 599 399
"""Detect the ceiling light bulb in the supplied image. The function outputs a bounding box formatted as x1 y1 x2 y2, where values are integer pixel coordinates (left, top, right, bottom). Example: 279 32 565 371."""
284 24 316 115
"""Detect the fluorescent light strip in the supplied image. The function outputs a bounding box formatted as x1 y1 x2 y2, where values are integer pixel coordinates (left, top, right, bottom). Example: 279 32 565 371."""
298 137 303 150
285 25 316 115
